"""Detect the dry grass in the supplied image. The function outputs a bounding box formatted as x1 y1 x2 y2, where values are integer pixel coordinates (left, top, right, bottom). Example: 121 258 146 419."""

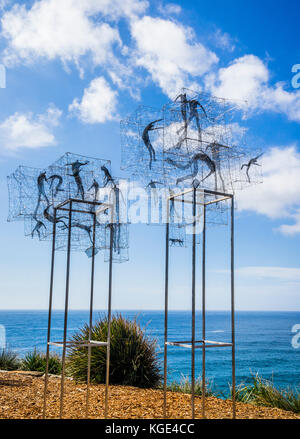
0 371 299 419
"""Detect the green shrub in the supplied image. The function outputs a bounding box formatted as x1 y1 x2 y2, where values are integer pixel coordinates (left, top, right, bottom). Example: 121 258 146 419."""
167 375 216 397
0 349 20 370
21 349 62 375
233 374 300 414
66 314 161 388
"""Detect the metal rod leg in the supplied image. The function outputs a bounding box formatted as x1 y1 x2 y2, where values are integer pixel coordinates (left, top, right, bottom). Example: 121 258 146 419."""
163 209 170 418
104 224 113 418
59 201 72 419
86 213 96 418
202 204 206 418
43 215 57 419
231 197 236 419
191 188 196 419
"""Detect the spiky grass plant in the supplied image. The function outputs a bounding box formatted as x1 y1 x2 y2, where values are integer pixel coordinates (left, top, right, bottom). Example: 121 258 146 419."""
167 375 216 397
0 349 20 371
233 374 300 414
21 349 61 375
66 314 161 388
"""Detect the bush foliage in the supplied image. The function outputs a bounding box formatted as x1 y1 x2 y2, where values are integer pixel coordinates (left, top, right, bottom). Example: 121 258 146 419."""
66 314 161 388
21 349 62 375
0 349 20 371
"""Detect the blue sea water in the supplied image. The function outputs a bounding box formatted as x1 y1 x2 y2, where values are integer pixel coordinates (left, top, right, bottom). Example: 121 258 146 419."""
0 310 299 395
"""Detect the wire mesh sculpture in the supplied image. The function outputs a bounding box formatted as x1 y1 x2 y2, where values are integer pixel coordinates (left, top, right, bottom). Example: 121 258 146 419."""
121 88 263 196
7 152 129 261
7 152 131 419
121 89 264 419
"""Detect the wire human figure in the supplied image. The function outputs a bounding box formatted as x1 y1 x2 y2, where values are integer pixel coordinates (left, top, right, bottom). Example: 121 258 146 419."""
175 93 188 137
166 151 216 186
31 216 46 239
241 153 263 183
142 119 162 169
176 99 207 142
101 165 114 187
43 205 68 229
48 174 64 197
146 180 163 206
65 160 89 200
206 142 227 192
34 172 49 217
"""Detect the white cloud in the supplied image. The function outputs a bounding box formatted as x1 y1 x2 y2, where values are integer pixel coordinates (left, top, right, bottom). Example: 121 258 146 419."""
235 266 300 282
69 76 118 124
236 145 300 234
0 105 61 151
206 54 300 122
1 0 142 69
158 3 182 15
131 16 218 96
213 29 236 52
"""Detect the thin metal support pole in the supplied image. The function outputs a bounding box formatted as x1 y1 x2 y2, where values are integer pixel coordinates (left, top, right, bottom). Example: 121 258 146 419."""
231 197 236 419
59 201 72 419
202 204 206 418
191 188 196 419
42 211 57 419
86 212 96 418
163 201 170 419
104 224 114 418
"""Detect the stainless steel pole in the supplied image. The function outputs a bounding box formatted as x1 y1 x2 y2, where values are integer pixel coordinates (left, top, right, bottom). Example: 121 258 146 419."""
231 196 236 419
42 209 57 419
163 200 170 418
191 188 196 419
59 201 72 419
86 212 96 418
202 203 206 418
104 224 114 418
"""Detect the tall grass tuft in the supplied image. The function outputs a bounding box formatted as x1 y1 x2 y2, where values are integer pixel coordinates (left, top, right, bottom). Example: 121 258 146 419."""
21 349 62 375
234 374 300 414
167 375 216 397
66 314 161 388
0 349 20 371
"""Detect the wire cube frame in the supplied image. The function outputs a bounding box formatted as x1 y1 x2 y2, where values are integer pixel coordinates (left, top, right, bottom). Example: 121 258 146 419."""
43 198 114 419
163 188 235 419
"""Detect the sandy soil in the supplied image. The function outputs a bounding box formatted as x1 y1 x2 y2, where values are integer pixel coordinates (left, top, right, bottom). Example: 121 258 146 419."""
0 371 299 419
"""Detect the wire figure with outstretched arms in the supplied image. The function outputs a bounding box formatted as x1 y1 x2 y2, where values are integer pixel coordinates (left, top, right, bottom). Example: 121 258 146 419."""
142 119 163 169
65 160 89 200
241 153 263 183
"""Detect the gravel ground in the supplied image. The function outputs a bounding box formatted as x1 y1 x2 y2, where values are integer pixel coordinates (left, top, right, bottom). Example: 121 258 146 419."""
0 371 299 419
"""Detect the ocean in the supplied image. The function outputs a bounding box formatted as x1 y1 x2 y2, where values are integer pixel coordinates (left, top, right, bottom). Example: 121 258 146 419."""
0 310 299 395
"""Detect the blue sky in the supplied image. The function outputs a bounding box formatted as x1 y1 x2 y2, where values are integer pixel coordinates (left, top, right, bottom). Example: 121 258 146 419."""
0 0 300 310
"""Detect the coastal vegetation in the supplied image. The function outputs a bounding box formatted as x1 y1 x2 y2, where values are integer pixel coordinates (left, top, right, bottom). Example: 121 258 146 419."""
234 374 300 414
22 349 61 375
66 314 161 388
1 319 299 415
0 348 20 371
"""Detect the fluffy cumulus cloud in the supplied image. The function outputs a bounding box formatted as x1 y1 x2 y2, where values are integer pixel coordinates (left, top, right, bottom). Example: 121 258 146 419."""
69 76 118 124
236 145 300 235
131 16 218 96
0 105 61 151
0 0 148 68
206 54 300 122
